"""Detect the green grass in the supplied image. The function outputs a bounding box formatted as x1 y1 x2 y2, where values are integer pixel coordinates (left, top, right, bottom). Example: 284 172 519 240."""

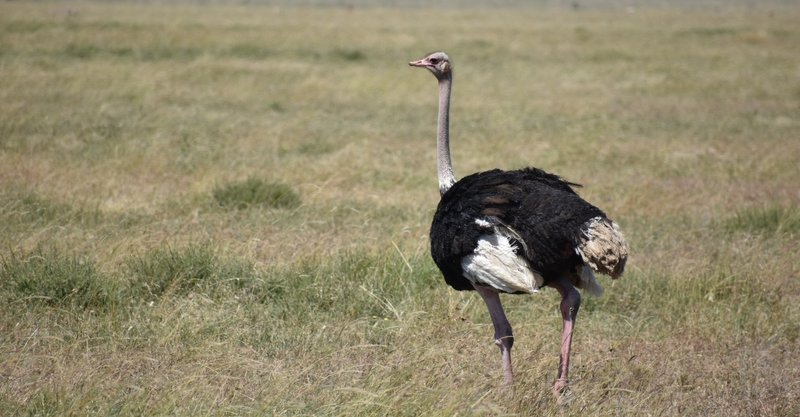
213 178 301 209
0 247 116 310
1 1 799 416
724 205 800 236
125 243 256 299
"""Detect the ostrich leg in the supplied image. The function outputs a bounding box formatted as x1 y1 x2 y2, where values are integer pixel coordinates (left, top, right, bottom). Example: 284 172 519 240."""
472 283 514 386
550 277 582 395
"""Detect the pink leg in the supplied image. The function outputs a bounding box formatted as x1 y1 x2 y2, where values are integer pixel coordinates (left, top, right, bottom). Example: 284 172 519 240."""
550 277 581 395
472 283 514 387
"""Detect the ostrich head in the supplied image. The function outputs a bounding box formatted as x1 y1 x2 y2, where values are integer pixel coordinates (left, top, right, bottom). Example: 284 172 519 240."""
409 51 452 80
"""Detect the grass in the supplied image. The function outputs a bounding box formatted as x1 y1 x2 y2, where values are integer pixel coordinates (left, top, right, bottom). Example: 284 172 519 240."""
724 205 800 236
1 1 799 416
0 247 116 310
213 178 301 209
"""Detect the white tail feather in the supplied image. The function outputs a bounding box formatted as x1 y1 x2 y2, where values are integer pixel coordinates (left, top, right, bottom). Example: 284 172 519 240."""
576 217 628 278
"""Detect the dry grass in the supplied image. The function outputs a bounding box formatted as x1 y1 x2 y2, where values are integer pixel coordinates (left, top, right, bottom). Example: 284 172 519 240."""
1 1 799 416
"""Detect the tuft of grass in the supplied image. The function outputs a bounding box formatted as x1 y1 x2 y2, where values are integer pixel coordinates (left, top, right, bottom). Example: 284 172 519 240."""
241 249 441 355
333 48 366 61
136 45 202 62
126 244 215 299
18 389 63 417
677 27 741 38
226 43 273 60
294 138 337 155
255 250 436 316
1 191 81 225
63 43 102 59
0 190 140 233
268 101 285 112
125 244 256 300
62 43 202 62
0 247 117 310
3 20 48 34
213 178 301 210
723 205 800 235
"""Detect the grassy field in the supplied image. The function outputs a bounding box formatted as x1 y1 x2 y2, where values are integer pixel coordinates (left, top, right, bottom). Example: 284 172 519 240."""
1 1 799 415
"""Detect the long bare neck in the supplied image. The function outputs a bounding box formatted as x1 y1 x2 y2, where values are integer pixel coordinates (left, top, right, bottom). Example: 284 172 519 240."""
437 75 456 195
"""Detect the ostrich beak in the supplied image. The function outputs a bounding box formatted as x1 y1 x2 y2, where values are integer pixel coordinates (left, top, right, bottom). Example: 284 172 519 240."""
408 59 427 67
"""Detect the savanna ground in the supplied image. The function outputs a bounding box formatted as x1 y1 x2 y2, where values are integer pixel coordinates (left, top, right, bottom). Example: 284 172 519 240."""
1 1 799 415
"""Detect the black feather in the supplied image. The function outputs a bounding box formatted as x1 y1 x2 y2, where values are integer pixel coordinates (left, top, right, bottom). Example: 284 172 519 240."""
430 168 607 292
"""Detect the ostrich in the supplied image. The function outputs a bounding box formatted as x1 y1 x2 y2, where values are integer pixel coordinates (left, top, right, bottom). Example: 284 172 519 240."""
409 51 628 395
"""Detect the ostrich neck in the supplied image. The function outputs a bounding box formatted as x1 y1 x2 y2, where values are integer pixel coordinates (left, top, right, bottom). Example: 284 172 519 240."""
437 75 456 195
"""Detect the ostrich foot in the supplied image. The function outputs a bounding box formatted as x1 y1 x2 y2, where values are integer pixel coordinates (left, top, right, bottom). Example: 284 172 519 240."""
552 378 576 406
552 378 568 396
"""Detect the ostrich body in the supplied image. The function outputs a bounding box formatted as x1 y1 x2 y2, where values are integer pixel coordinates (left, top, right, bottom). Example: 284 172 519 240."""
409 51 628 394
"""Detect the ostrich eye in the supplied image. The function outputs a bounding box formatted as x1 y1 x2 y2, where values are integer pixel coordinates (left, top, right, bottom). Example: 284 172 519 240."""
429 58 440 65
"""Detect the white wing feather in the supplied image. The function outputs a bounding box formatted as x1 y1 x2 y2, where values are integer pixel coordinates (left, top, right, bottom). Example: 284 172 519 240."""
461 232 543 294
